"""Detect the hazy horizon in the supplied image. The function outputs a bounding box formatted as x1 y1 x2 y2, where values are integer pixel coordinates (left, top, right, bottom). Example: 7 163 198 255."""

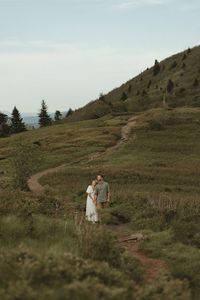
0 0 199 113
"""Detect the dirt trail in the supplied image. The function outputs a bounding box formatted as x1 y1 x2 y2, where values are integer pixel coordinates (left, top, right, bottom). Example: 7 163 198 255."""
28 165 66 194
110 225 169 283
28 116 138 193
28 115 169 282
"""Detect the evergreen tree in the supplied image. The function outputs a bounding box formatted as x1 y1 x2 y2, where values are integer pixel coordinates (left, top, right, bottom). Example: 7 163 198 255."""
182 62 186 69
169 61 178 70
38 100 52 127
128 84 132 93
99 93 106 102
147 80 152 89
153 59 160 76
193 78 199 87
167 79 174 93
66 108 74 118
0 112 10 137
10 106 26 134
120 92 128 102
54 110 62 121
142 90 147 96
182 53 187 60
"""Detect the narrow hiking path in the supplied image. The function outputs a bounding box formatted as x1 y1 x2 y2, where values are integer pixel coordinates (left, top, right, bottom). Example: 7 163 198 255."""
28 115 169 283
28 116 138 193
109 224 169 283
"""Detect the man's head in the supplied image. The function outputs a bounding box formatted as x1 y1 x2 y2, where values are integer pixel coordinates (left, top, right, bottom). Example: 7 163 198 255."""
97 174 104 183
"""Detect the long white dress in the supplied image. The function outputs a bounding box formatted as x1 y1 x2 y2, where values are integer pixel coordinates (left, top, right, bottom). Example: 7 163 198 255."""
86 185 98 222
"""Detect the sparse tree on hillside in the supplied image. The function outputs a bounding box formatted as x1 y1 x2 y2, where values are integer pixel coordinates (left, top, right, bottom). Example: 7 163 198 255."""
167 79 174 94
38 100 52 127
182 63 186 69
142 90 147 96
66 108 73 118
120 92 128 102
153 59 160 76
187 47 191 54
169 61 178 70
10 106 26 134
54 110 62 121
193 78 199 87
182 53 187 60
99 93 106 102
128 84 132 93
0 112 10 137
147 80 152 89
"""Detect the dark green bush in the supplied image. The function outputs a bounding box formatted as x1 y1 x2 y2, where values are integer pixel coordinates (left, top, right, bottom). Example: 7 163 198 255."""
147 119 165 131
172 215 200 247
153 59 160 76
169 61 178 70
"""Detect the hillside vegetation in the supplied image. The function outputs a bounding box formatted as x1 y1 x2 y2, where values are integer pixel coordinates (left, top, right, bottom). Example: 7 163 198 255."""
68 45 200 121
0 46 200 299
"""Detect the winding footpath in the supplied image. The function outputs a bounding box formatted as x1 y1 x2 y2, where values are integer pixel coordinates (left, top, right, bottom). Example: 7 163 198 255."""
28 116 138 194
28 115 169 283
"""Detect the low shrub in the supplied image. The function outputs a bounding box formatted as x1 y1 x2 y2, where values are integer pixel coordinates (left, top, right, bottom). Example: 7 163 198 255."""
147 119 165 131
137 275 191 300
120 253 144 283
0 247 137 300
74 215 122 268
172 215 200 247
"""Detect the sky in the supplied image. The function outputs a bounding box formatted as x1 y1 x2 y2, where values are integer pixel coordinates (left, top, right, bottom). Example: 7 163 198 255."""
0 0 199 114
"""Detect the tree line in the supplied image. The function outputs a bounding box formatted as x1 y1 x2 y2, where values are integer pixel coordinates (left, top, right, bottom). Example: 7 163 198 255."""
0 100 73 138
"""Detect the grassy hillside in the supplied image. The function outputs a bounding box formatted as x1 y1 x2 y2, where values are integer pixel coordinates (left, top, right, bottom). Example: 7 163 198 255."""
68 45 200 121
0 115 127 177
1 46 200 299
0 106 200 298
41 107 200 298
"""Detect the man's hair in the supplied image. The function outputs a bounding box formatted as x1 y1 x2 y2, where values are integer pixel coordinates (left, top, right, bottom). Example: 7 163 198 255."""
97 174 104 178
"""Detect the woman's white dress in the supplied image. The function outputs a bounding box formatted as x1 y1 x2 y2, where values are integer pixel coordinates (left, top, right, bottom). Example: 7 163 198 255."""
86 185 98 222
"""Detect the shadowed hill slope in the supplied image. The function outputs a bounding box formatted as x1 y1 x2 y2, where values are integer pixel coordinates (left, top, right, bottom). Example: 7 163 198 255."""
68 45 200 121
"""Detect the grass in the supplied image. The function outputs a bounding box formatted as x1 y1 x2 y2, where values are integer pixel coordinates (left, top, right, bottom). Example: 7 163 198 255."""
0 114 127 179
0 106 200 298
39 107 200 297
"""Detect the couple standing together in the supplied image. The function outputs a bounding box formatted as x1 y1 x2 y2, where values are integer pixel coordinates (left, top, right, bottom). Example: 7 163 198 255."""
86 174 110 223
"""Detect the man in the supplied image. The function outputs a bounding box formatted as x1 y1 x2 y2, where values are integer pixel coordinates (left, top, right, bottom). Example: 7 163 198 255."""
94 174 110 209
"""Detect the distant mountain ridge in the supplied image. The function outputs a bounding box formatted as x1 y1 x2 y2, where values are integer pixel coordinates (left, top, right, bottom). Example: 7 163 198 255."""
68 45 200 122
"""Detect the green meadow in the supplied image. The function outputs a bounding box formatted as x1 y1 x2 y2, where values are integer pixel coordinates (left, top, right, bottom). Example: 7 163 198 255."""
1 45 200 299
1 106 200 299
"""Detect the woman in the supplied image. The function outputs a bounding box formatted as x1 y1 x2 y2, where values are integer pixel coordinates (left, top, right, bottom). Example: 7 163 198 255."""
86 180 98 223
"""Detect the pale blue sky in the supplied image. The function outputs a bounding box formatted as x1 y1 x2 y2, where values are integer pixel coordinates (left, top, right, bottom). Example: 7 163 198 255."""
0 0 199 113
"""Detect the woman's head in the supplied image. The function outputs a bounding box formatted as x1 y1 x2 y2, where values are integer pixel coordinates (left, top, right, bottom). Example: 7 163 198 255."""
92 179 97 186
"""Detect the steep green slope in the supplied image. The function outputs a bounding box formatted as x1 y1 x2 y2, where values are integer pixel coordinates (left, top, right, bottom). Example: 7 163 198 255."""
68 45 200 121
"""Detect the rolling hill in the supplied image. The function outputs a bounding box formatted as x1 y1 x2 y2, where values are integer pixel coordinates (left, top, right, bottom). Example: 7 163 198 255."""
1 46 200 299
68 45 200 121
